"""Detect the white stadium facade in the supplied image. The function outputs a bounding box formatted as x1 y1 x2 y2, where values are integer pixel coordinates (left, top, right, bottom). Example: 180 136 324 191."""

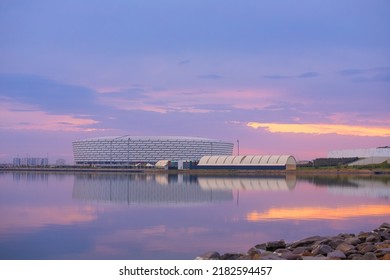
72 136 234 165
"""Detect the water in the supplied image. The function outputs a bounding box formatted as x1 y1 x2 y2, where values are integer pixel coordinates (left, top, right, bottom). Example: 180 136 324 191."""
0 171 389 259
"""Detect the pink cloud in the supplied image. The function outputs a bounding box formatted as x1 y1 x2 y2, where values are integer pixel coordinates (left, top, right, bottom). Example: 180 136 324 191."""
0 100 101 131
97 88 278 114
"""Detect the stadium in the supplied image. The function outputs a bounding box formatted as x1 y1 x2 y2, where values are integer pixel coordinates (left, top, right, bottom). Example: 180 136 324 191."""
72 136 234 165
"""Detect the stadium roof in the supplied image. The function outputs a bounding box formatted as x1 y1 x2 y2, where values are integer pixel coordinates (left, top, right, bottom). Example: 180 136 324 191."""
75 136 226 142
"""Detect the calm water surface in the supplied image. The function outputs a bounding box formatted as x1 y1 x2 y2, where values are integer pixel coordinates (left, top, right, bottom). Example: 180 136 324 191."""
0 171 389 259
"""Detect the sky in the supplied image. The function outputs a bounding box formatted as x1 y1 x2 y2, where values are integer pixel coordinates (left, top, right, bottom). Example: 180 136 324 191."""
0 0 389 163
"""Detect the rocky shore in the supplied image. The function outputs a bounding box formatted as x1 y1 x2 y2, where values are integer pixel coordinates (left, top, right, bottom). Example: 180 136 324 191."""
197 223 390 260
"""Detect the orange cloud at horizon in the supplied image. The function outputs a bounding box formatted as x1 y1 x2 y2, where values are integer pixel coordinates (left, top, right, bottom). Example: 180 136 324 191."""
246 205 390 222
247 122 390 137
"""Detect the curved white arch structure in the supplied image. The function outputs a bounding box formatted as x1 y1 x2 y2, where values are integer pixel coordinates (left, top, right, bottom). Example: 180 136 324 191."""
197 155 297 170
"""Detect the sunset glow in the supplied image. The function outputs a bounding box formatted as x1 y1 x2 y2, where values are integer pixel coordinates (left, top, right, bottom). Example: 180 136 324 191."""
0 0 389 162
246 205 390 222
247 122 390 137
0 101 100 132
0 206 97 233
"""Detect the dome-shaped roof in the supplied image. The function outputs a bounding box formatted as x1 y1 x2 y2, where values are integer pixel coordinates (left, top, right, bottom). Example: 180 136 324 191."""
197 155 296 170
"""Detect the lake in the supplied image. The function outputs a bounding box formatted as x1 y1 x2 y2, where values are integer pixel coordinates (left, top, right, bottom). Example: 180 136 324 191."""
0 171 389 259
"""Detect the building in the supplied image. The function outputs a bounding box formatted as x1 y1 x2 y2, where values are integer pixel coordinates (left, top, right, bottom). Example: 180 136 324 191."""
13 157 48 167
55 159 66 166
72 136 233 165
195 155 297 170
328 146 390 158
327 146 390 166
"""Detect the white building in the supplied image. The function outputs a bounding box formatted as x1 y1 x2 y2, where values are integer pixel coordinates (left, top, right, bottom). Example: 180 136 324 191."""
13 157 48 166
196 155 297 170
72 136 233 165
328 147 390 158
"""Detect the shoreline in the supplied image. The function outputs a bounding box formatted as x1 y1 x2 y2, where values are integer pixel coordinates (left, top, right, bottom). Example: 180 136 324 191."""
197 223 390 260
1 166 390 176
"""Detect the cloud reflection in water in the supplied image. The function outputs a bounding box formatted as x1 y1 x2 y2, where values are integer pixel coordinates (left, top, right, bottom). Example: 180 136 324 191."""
246 205 390 221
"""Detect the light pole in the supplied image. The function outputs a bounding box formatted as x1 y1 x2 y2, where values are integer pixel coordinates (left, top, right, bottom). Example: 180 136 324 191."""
237 140 240 156
128 138 130 167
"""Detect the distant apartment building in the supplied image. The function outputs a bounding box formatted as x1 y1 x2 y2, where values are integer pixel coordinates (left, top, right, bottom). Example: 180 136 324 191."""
55 159 66 166
13 157 49 167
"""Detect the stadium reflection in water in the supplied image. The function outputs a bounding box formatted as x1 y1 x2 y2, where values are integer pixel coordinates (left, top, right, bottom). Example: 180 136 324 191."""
0 172 389 260
72 174 297 204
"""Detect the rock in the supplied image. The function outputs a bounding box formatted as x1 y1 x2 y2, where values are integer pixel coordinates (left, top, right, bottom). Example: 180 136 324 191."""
250 251 283 260
247 245 271 260
344 237 361 246
348 254 364 260
302 250 313 256
312 244 333 256
381 254 390 260
359 244 377 254
366 235 380 243
205 224 390 261
376 243 390 249
247 246 267 257
357 232 369 242
361 252 377 260
196 251 220 260
327 250 346 259
253 242 268 250
379 222 390 229
238 255 251 260
289 236 327 248
259 254 285 260
300 256 328 260
273 248 301 260
374 247 390 258
336 243 355 254
291 246 310 255
376 247 390 253
274 248 291 254
356 242 372 251
250 254 261 260
266 240 286 251
345 249 359 256
316 238 332 245
328 238 346 249
380 232 390 241
337 233 355 239
220 253 243 260
279 251 301 260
